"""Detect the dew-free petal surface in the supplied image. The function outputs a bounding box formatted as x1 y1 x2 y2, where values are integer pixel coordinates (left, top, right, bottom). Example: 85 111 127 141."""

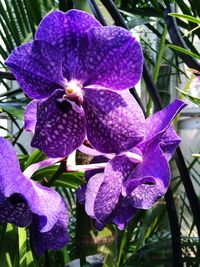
31 200 69 256
83 26 143 89
112 197 137 230
5 41 65 99
127 141 170 209
85 173 104 218
159 125 181 161
0 194 32 227
35 10 101 81
94 155 135 224
31 89 86 157
24 100 38 133
83 88 145 154
0 137 67 232
142 99 186 145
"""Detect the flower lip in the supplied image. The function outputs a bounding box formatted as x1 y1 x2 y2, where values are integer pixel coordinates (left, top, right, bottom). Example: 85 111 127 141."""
64 79 83 105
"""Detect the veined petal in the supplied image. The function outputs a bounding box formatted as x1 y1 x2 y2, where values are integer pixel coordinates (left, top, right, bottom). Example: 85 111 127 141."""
0 137 68 232
83 88 145 154
83 26 143 90
24 100 38 133
85 173 104 218
112 197 137 230
85 155 108 181
5 41 65 99
141 99 186 145
35 10 101 81
159 125 181 161
94 155 136 224
0 194 32 227
31 200 69 256
31 89 86 158
126 141 170 209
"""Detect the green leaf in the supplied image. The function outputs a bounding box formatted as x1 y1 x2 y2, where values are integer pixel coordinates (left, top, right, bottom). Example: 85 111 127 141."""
0 103 25 120
168 13 200 24
177 88 200 106
24 149 46 169
31 165 85 189
167 44 200 60
0 224 19 267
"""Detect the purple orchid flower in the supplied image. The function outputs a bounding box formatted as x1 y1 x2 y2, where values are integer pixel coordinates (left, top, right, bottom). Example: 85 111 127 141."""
78 99 187 230
0 137 69 256
5 9 144 158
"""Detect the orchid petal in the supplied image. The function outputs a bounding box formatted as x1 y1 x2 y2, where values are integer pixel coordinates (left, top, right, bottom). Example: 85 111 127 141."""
31 200 69 256
83 88 145 154
24 100 38 133
126 141 170 209
160 125 181 161
35 10 101 81
140 99 186 147
31 89 86 158
94 155 136 224
83 26 143 90
112 197 137 230
5 41 65 99
0 137 67 232
0 194 32 227
85 173 104 218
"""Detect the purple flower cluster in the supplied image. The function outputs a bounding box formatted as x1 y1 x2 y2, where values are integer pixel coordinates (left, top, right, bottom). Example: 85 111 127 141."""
2 8 186 256
5 9 143 158
0 137 69 256
78 100 186 229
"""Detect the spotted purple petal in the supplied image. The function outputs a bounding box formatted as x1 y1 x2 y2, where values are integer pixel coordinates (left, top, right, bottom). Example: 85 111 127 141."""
83 26 143 89
24 100 38 132
159 125 181 161
85 155 108 181
5 40 65 99
94 155 136 224
126 141 170 209
141 99 186 145
35 10 101 81
31 200 69 256
83 88 145 154
31 89 86 158
112 197 137 230
0 194 32 227
85 173 104 218
0 137 67 232
77 156 108 206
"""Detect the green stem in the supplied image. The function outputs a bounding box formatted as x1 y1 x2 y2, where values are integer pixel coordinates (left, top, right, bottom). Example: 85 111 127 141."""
116 230 127 267
48 160 66 186
146 25 167 116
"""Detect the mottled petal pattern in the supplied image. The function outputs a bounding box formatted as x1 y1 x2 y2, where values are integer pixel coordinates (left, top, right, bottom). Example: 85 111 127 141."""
83 88 145 154
35 10 101 81
0 194 32 227
94 155 135 223
0 137 67 232
5 41 65 99
31 89 86 158
160 125 181 161
142 99 186 144
112 197 137 230
31 200 69 256
83 26 143 89
85 173 104 218
127 142 170 209
85 155 108 181
24 100 38 132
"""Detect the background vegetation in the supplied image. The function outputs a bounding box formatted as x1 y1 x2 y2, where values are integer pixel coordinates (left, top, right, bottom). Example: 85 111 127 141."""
0 0 200 266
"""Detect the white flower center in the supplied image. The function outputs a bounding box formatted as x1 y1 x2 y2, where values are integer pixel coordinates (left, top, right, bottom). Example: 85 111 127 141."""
65 80 83 104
